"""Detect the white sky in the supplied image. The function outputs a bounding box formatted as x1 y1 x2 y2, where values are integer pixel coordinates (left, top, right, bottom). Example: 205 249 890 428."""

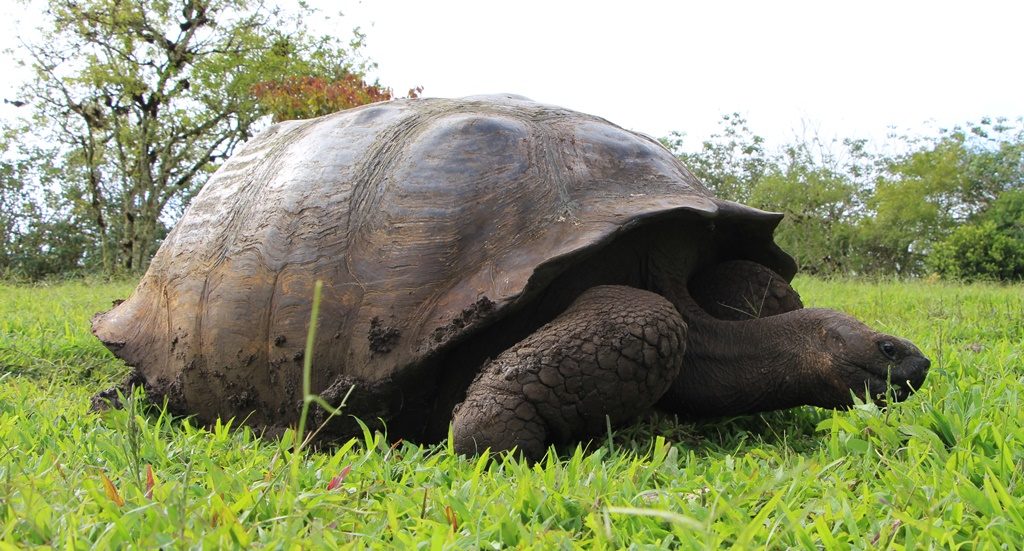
3 0 1022 150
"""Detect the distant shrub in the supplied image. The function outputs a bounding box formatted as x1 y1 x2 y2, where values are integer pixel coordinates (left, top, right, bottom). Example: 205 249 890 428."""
928 190 1024 281
929 222 1024 281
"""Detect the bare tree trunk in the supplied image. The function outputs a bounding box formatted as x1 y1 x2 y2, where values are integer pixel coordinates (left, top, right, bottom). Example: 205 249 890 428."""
82 129 112 273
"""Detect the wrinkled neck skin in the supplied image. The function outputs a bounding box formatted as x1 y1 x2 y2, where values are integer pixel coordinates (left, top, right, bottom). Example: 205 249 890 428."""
648 253 832 417
663 291 829 416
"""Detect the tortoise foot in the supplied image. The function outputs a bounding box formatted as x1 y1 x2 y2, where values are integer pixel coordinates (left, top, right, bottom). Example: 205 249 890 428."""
89 370 147 412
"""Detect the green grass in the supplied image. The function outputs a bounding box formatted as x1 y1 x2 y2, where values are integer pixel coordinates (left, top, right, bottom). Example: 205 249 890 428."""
1 278 1022 548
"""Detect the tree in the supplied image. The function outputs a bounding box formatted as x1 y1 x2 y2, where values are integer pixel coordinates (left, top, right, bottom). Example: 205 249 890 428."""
0 129 29 270
667 116 875 275
749 140 862 274
928 190 1024 280
665 113 770 203
859 119 1024 275
2 126 91 279
12 0 386 273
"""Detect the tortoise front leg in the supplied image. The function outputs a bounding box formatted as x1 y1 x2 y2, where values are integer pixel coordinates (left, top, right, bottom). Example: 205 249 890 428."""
451 285 687 460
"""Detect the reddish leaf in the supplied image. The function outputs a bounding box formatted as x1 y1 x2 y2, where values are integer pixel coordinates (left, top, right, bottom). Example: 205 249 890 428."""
327 465 352 490
101 472 125 507
252 74 420 122
145 464 155 500
444 504 458 532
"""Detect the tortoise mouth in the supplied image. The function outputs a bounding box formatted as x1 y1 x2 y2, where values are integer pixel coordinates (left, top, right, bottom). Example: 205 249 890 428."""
849 355 930 404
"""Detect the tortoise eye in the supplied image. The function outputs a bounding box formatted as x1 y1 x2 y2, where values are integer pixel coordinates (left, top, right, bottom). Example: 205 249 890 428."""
879 341 899 361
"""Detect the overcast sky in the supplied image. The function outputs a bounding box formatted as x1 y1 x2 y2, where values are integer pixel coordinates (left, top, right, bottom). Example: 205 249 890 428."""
3 0 1022 150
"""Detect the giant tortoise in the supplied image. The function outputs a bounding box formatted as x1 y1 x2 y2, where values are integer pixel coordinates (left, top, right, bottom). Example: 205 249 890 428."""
93 94 930 459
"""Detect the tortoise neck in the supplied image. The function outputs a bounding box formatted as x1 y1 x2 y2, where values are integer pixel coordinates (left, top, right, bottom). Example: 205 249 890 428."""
658 283 823 417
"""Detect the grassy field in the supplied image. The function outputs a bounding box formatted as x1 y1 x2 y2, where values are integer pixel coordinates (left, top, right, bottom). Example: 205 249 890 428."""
0 278 1022 548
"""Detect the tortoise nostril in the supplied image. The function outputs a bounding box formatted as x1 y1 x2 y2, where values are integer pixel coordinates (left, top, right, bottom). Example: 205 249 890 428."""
902 355 930 388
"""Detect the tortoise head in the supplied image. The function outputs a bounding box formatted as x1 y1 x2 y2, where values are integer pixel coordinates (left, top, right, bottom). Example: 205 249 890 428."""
813 311 930 407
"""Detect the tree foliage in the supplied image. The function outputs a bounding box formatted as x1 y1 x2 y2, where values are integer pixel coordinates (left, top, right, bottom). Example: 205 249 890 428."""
667 115 1024 280
252 76 421 122
750 141 862 274
7 0 385 274
928 190 1024 281
1 126 92 280
861 120 1024 276
0 130 29 269
666 113 770 203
